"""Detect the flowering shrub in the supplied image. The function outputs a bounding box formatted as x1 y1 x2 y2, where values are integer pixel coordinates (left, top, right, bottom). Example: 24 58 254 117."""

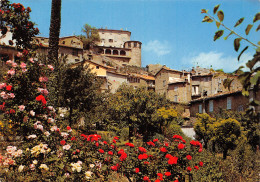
0 1 204 181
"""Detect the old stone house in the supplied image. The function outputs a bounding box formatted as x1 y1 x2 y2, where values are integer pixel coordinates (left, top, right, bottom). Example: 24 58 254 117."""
189 90 248 117
92 29 142 67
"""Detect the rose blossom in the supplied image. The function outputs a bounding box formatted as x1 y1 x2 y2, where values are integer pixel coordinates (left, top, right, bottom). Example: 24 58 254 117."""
7 69 15 76
12 62 17 68
44 131 50 137
63 144 71 150
30 110 35 116
18 165 24 172
16 52 23 57
47 65 54 71
18 105 25 111
28 134 37 139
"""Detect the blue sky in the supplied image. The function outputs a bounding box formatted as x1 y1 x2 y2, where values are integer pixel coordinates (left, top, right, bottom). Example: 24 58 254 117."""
12 0 260 72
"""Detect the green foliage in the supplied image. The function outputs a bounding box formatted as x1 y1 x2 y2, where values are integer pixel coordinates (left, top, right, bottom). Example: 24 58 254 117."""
79 24 100 49
60 62 103 126
164 123 184 140
194 113 216 149
104 85 169 142
0 0 39 49
234 17 244 27
212 118 243 159
214 30 224 41
221 141 260 181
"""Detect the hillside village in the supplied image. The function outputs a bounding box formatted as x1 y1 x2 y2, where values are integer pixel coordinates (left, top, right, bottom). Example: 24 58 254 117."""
1 28 256 121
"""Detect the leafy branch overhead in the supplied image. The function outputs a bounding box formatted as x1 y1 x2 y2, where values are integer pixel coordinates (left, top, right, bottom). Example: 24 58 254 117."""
201 5 259 55
201 5 260 101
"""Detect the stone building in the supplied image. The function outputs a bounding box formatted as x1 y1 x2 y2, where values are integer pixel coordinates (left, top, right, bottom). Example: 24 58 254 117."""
92 29 142 67
34 36 84 64
189 90 248 117
154 66 191 103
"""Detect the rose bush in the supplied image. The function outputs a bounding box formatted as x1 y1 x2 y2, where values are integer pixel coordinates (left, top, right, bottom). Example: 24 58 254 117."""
0 1 203 181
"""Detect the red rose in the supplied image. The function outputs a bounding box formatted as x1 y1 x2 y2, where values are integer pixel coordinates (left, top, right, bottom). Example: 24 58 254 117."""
60 140 66 145
71 137 76 141
67 126 71 130
198 148 203 152
120 152 127 161
194 166 199 170
164 142 169 147
168 156 178 165
173 135 183 140
23 49 28 55
96 142 99 147
135 168 140 173
76 149 80 153
178 143 185 150
6 85 12 91
199 161 203 167
165 171 171 176
108 151 113 155
9 109 15 114
147 141 155 146
98 149 104 154
143 161 149 165
157 173 163 177
111 165 117 171
114 136 119 140
155 180 161 182
138 147 147 153
160 147 167 153
113 139 116 143
186 155 192 160
153 138 158 142
36 95 44 101
143 176 149 181
165 154 172 159
187 166 192 172
103 141 108 145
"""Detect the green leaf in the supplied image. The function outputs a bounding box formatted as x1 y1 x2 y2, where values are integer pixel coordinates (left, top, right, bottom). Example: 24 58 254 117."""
201 9 207 13
202 16 213 23
214 5 220 14
234 17 244 27
250 71 260 85
224 32 233 40
217 10 224 22
214 30 224 41
216 21 221 28
253 12 260 23
234 38 242 52
256 24 260 32
238 46 248 61
245 24 253 35
242 89 249 97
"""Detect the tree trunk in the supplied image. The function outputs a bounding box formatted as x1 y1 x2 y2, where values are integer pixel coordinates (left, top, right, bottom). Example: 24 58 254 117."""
223 148 228 159
69 105 73 126
48 0 61 64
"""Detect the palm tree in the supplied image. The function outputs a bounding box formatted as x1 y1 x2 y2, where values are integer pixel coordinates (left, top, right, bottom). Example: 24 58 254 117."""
48 0 62 65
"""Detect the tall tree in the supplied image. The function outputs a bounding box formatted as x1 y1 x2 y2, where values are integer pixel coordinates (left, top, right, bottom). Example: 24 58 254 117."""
48 0 62 64
79 24 100 49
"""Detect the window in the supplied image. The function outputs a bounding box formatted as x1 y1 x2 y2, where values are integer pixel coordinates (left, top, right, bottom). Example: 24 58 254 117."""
128 42 131 48
227 97 232 110
72 49 78 56
209 100 213 112
163 80 166 87
237 105 243 112
96 66 99 69
174 95 178 102
174 86 178 91
199 104 202 113
62 41 65 44
134 42 137 47
109 39 113 43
